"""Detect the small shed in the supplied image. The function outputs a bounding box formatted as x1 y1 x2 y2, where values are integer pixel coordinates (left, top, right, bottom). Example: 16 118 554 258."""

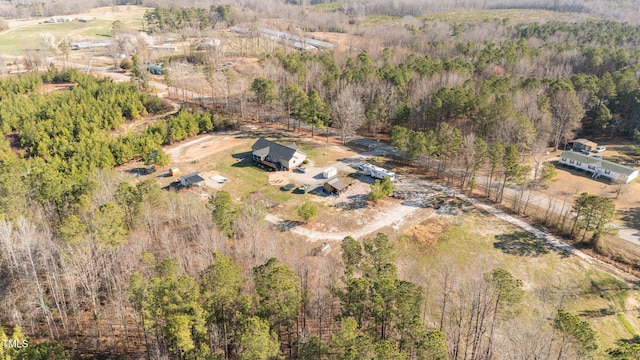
179 172 205 187
324 177 348 195
169 167 180 176
211 175 230 184
572 139 597 152
319 243 331 256
322 167 337 179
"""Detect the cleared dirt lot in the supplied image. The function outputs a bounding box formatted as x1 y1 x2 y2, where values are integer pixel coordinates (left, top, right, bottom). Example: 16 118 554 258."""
140 128 436 241
165 131 246 163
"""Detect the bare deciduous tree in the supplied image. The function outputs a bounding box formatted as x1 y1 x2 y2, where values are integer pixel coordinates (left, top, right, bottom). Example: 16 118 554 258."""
236 197 267 262
551 89 585 150
331 84 365 144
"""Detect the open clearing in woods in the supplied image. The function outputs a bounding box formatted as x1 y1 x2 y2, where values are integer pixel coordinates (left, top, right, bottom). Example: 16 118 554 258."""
0 6 150 54
397 211 640 349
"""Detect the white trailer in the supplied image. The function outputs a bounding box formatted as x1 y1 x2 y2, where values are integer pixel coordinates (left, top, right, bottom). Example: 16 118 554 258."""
360 163 395 182
322 167 337 179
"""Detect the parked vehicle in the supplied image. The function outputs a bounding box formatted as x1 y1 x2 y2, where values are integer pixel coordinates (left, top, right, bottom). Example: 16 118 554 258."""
360 163 396 181
595 146 606 153
142 165 156 175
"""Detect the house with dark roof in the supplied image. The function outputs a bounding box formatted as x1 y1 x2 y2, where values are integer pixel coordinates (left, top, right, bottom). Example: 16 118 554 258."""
559 151 638 183
179 172 205 187
251 138 306 171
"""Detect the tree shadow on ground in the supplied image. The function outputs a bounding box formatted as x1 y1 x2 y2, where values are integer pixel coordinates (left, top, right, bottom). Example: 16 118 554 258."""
335 194 369 210
619 207 640 230
274 220 302 232
493 231 550 257
579 308 615 318
618 335 640 345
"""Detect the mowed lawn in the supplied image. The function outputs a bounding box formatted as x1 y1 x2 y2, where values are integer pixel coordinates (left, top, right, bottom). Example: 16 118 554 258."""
0 6 148 54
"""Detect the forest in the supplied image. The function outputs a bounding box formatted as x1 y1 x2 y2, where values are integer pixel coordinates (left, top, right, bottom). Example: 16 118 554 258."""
142 5 233 33
1 0 640 23
248 43 639 170
0 68 634 360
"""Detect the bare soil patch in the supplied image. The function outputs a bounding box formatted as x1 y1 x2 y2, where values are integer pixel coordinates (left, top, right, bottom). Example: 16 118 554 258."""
269 198 424 242
39 83 74 93
404 216 449 250
165 132 246 163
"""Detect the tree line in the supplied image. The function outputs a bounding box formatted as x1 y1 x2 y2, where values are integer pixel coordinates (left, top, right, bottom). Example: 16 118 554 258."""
242 16 640 146
143 5 234 33
1 169 629 358
0 70 234 226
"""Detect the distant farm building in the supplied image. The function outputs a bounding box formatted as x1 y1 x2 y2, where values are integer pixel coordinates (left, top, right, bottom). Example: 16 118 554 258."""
251 138 306 171
231 26 333 51
150 45 178 52
559 151 638 183
44 16 72 23
179 172 205 187
571 139 597 152
309 242 331 256
324 177 349 195
70 41 112 50
319 242 331 256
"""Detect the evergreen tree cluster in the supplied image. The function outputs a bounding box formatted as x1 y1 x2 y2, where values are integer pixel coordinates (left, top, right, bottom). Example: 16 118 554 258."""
262 23 640 148
0 70 228 225
128 254 298 359
143 5 233 33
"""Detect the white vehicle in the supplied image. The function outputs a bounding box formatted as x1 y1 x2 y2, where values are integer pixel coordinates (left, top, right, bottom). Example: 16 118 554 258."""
595 146 606 153
360 163 396 181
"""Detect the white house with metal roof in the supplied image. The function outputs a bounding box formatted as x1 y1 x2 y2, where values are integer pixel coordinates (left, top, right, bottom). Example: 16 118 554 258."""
558 151 638 183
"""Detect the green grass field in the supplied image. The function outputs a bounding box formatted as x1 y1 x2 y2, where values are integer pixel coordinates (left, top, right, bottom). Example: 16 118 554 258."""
0 21 109 53
0 6 148 54
396 213 640 351
207 145 269 197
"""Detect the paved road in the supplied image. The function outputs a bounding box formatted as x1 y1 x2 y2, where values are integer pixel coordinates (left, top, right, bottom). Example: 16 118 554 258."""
497 182 640 246
610 224 640 245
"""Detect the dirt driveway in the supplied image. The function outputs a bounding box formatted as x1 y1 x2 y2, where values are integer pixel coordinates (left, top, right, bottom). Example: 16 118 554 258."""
281 157 362 188
165 131 245 163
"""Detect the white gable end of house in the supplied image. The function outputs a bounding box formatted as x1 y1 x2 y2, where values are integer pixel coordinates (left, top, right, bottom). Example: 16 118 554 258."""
558 151 638 184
